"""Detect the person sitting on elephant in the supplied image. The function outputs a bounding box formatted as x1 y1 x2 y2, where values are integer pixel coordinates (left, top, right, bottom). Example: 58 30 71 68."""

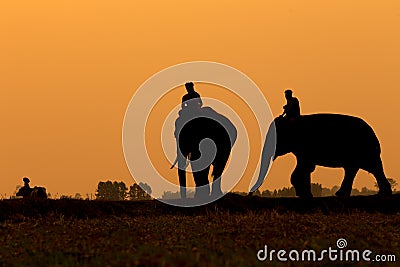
282 89 300 119
16 177 48 199
182 82 203 109
17 177 32 198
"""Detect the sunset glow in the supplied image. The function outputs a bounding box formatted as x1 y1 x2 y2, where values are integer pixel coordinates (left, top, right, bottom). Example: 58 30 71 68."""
1 1 399 196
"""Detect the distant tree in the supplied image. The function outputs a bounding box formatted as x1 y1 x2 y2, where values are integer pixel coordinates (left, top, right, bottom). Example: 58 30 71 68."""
321 187 333 197
233 191 247 196
96 181 127 201
10 185 22 199
261 190 272 197
253 189 261 197
361 187 369 195
74 193 82 200
161 191 181 199
161 190 195 199
128 183 152 200
330 185 340 195
374 178 398 192
360 187 377 195
247 184 379 198
351 188 360 196
289 187 296 196
273 187 295 197
258 183 324 197
139 182 152 196
311 183 323 197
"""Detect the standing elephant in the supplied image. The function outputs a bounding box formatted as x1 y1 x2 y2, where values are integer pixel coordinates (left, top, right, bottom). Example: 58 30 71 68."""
17 186 47 199
250 114 392 197
16 177 48 199
174 106 237 199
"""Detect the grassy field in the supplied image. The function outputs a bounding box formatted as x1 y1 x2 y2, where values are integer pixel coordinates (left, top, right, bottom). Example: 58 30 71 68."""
0 194 399 266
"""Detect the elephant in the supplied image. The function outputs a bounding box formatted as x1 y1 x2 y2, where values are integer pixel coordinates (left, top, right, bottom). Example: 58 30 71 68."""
174 105 237 200
17 186 47 199
250 114 393 197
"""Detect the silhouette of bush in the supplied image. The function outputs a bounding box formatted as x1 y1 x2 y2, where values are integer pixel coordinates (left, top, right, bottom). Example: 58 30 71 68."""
253 183 378 197
128 183 152 200
375 178 398 192
161 190 195 199
95 181 127 201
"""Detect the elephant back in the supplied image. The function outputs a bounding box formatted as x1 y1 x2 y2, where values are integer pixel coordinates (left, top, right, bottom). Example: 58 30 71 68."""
275 113 381 162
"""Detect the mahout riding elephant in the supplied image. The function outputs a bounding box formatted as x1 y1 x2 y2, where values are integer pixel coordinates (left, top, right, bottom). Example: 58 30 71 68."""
174 105 237 200
17 186 47 199
250 114 392 197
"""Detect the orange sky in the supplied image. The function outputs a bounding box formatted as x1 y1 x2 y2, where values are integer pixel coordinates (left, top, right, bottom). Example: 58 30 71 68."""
1 1 399 197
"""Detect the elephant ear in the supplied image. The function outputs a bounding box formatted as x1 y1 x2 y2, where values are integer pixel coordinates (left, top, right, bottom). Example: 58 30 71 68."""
249 120 277 193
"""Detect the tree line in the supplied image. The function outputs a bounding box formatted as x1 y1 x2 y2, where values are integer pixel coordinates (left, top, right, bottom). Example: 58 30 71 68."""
95 181 152 201
8 178 397 200
159 179 398 199
234 179 398 197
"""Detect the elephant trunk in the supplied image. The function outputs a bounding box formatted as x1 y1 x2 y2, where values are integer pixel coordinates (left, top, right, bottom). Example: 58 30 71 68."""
249 122 276 194
249 154 274 194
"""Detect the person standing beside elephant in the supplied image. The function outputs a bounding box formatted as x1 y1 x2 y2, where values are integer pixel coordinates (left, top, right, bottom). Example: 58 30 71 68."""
282 89 300 119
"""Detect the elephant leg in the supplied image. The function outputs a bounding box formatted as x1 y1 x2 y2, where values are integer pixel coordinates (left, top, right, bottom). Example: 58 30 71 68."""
210 153 229 198
178 169 187 199
211 174 222 198
367 159 392 195
192 164 210 199
177 149 188 199
336 167 358 196
291 160 314 198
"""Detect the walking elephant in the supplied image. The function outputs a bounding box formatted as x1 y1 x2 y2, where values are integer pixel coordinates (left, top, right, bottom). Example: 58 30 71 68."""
250 114 392 197
174 106 237 200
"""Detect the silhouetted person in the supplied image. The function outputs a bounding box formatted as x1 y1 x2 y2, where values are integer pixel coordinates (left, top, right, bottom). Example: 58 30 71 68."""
282 89 300 119
16 177 32 198
182 82 203 109
23 177 30 186
173 84 203 173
